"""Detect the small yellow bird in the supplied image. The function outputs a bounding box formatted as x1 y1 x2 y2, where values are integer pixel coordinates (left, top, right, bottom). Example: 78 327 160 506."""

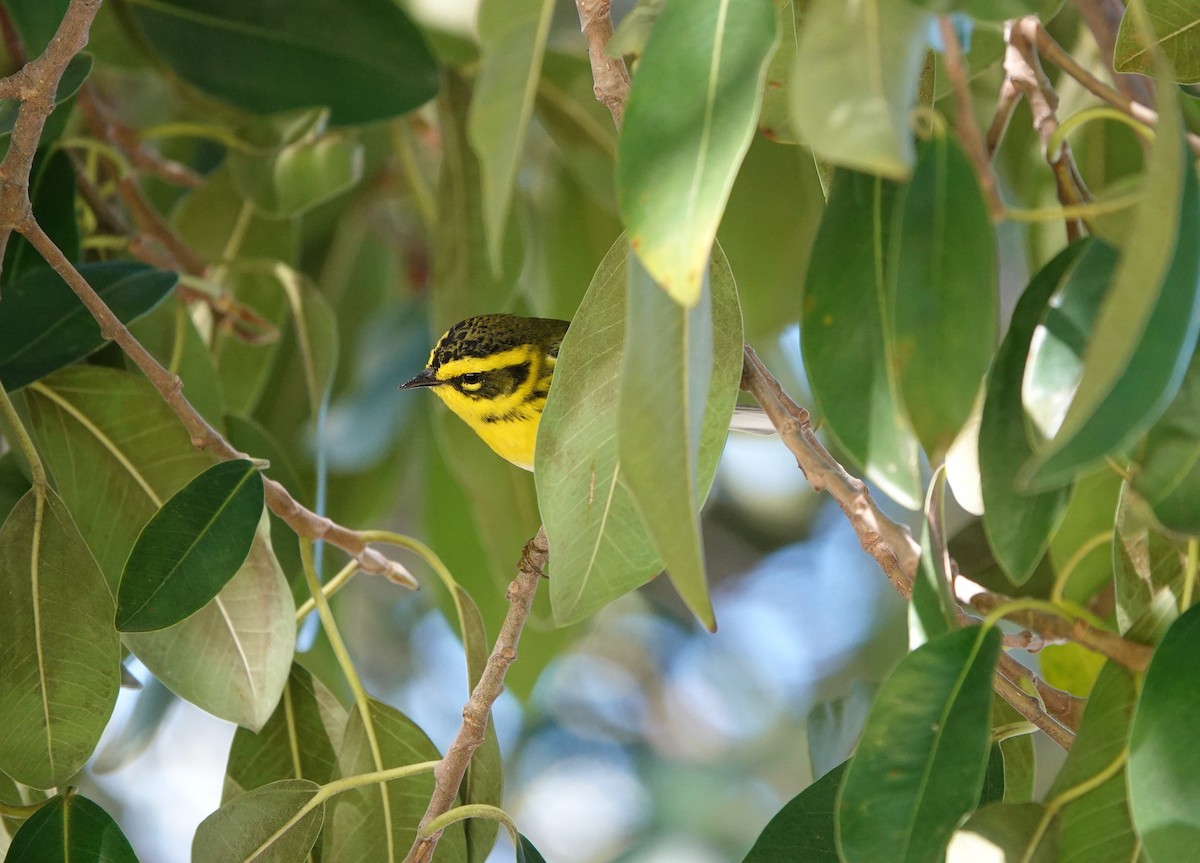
402 313 775 470
400 314 569 470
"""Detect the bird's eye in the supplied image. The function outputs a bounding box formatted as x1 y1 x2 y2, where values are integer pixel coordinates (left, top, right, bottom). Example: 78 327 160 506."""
459 372 485 388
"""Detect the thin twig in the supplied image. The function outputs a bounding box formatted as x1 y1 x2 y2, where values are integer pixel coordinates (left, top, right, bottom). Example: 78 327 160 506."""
1070 0 1156 108
404 528 549 863
971 592 1153 672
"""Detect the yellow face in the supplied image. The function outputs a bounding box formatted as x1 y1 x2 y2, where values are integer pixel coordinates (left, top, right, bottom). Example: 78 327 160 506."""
428 345 554 470
400 315 568 470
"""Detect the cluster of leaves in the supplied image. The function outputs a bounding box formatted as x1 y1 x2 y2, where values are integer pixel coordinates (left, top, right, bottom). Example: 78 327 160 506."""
2 0 1200 861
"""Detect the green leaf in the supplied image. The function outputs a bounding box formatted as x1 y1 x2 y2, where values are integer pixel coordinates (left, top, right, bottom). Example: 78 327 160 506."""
6 789 138 863
1046 465 1121 608
952 802 1057 863
1 149 79 287
25 367 294 730
223 664 345 802
791 0 930 178
230 133 364 218
1047 662 1140 863
535 52 619 211
5 0 71 57
757 0 809 144
1133 348 1200 534
0 451 30 523
618 257 713 628
468 0 555 272
891 134 998 463
1027 85 1200 487
617 0 776 306
994 700 1036 803
193 779 323 863
1114 483 1187 639
173 163 298 264
1115 1 1200 84
837 625 1001 863
801 169 920 508
517 834 548 863
537 238 741 625
117 459 264 632
124 0 437 126
432 71 522 330
743 762 846 862
911 469 958 643
0 488 120 789
128 297 226 430
0 261 177 391
0 54 92 141
322 699 467 862
1129 603 1200 861
980 243 1083 584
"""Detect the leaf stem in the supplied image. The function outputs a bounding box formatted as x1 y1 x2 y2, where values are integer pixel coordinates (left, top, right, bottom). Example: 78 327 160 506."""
299 539 396 862
0 380 46 489
294 559 359 623
417 803 519 845
1183 538 1197 612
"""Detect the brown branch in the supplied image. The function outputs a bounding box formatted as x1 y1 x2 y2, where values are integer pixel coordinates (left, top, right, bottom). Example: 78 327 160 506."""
939 15 1003 220
971 592 1153 672
0 0 101 271
1032 17 1200 157
404 528 548 863
18 219 416 588
1003 17 1089 242
741 345 921 593
574 0 631 128
993 657 1077 749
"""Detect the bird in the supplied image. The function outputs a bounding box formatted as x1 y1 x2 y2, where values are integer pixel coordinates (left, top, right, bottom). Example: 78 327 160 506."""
400 314 567 470
401 313 774 470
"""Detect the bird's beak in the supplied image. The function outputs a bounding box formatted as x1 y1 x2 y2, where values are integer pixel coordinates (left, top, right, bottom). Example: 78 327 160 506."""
399 368 442 389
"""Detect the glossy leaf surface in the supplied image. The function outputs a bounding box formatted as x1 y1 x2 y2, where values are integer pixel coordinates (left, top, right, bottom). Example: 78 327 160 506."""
617 0 776 306
744 762 846 862
6 790 137 863
0 261 176 391
891 134 998 463
838 626 1001 863
125 0 437 125
801 169 920 509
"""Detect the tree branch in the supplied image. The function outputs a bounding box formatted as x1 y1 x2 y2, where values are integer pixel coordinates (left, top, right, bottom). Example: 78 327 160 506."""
573 0 630 128
403 527 548 863
0 0 416 589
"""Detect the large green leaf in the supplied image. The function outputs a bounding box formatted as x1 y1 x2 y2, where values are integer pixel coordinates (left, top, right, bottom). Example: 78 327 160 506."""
1129 603 1200 861
1046 662 1140 863
117 459 264 632
801 169 920 509
1 149 79 287
537 237 741 625
837 625 1001 863
322 699 467 863
743 762 846 862
1027 87 1200 487
757 0 809 144
980 243 1083 584
891 134 998 463
193 779 324 863
1132 347 1200 534
124 0 437 125
617 0 776 306
4 0 70 57
0 488 120 789
25 367 294 731
468 0 555 272
791 0 930 178
951 802 1057 863
618 256 717 629
1115 0 1200 84
6 790 138 863
223 664 346 802
0 261 177 391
